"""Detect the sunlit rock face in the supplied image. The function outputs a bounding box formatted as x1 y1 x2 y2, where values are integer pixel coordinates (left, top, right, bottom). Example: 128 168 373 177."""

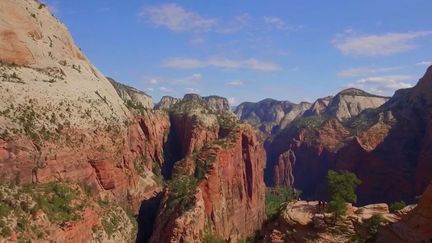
149 98 265 242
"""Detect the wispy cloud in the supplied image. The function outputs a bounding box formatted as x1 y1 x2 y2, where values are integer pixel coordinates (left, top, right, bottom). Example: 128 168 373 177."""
174 73 203 84
163 57 281 72
159 86 174 93
226 80 246 86
416 61 432 66
148 79 159 84
338 66 403 77
348 75 415 95
263 16 300 31
140 3 217 32
333 30 432 56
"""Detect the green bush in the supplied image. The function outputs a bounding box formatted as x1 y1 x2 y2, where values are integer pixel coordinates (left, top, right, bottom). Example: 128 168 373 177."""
34 182 79 225
265 187 294 219
389 201 406 213
166 176 198 213
326 170 361 219
0 226 11 238
0 203 12 218
353 213 387 242
101 210 121 238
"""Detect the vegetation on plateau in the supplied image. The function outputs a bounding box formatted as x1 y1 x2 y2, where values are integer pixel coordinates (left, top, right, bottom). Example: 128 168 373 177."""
326 170 361 219
265 187 295 220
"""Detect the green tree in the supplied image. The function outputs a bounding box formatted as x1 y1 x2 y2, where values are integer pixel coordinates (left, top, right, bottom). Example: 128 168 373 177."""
265 187 294 219
389 201 406 213
326 170 361 219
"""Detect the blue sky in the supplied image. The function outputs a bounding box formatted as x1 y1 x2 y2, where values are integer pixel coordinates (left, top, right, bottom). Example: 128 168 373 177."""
43 0 432 104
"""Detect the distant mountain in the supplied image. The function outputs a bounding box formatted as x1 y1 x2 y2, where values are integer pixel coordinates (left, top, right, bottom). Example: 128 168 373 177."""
107 77 153 109
235 99 311 135
322 88 389 120
265 67 432 204
156 94 232 113
235 88 389 137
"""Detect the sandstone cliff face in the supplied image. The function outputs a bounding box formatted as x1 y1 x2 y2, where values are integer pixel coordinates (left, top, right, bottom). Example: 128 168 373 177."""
0 0 129 134
235 99 311 135
303 96 333 116
203 95 231 113
0 0 169 209
273 150 296 187
266 67 432 204
151 124 266 243
323 88 389 121
148 98 265 242
377 181 432 242
0 1 170 241
155 96 180 110
108 77 153 109
156 94 232 113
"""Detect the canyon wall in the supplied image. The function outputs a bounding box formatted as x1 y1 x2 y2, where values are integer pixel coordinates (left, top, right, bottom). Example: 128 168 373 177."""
265 67 432 204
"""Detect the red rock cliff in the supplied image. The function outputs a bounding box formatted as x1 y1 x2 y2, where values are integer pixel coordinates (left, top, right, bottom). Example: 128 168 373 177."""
150 124 266 242
377 181 432 242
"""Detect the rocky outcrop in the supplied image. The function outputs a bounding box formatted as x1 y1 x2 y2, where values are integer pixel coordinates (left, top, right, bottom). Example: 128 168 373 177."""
156 94 232 113
203 95 231 112
323 88 389 121
151 124 266 242
303 96 333 117
262 200 409 243
155 96 180 110
273 150 296 187
235 99 311 135
377 181 432 242
108 77 153 109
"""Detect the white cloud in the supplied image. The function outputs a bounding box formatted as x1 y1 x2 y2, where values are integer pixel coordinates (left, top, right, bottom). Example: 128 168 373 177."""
333 30 432 56
163 57 280 72
140 4 217 32
159 86 173 93
174 73 203 84
338 66 403 77
149 79 159 84
146 88 154 92
348 75 415 95
185 88 199 93
263 16 300 31
263 16 288 30
226 80 245 86
416 61 432 66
